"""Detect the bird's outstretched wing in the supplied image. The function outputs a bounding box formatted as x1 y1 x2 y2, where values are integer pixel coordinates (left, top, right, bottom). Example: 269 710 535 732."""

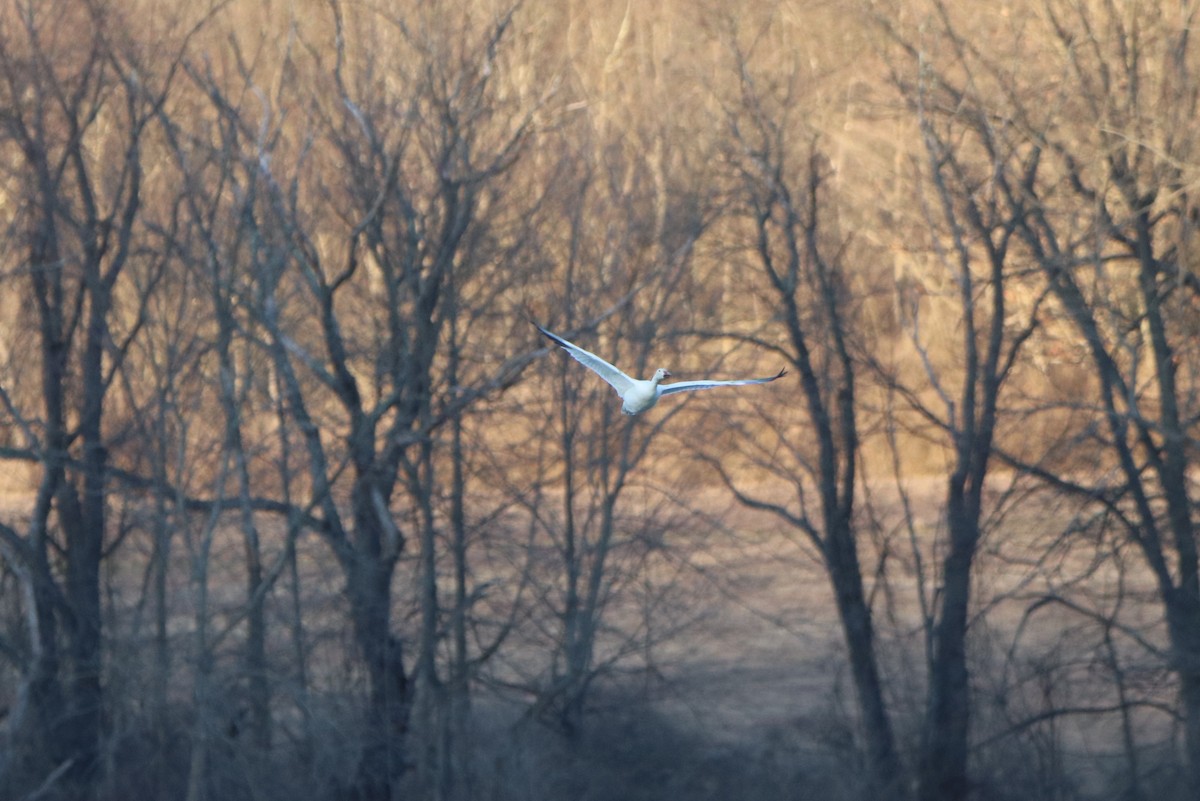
534 322 635 396
658 368 787 396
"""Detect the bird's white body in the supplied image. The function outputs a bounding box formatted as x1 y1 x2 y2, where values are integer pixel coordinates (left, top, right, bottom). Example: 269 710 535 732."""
618 369 669 415
534 322 785 416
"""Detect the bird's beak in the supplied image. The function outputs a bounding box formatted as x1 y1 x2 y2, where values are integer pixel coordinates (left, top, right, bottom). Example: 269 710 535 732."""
663 370 672 377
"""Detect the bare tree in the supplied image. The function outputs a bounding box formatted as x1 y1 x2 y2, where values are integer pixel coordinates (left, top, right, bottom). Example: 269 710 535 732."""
508 100 716 738
891 71 1043 801
706 49 907 799
170 4 545 798
1012 4 1200 789
880 0 1200 796
0 0 188 790
152 46 300 797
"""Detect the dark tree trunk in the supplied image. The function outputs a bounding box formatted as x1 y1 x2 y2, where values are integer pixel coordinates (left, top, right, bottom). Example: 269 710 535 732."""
347 551 409 801
26 545 69 769
244 549 271 751
917 493 977 801
62 288 112 781
826 521 907 800
1166 596 1200 793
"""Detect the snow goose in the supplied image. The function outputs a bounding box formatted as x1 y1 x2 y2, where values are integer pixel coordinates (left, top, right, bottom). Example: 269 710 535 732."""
534 322 786 416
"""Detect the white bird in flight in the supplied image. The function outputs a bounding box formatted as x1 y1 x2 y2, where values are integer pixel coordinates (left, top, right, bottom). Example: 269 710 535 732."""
534 322 786 416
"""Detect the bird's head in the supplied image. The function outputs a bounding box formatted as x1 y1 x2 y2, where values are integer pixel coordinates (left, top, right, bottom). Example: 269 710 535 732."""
653 368 672 382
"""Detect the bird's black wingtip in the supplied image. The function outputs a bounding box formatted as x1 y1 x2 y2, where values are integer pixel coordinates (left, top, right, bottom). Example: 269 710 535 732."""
530 319 568 348
774 368 788 380
524 312 549 336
